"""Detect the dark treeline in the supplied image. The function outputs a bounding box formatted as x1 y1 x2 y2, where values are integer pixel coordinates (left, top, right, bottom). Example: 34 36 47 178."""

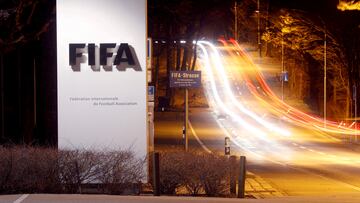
0 0 56 146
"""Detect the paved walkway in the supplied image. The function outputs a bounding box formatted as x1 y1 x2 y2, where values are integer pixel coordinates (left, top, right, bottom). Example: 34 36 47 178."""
246 172 285 198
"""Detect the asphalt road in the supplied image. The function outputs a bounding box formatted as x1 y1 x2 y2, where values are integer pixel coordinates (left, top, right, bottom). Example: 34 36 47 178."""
3 194 360 203
155 110 360 197
154 41 360 197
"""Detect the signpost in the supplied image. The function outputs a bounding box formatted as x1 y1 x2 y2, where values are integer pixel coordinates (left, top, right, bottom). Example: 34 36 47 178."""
170 70 201 151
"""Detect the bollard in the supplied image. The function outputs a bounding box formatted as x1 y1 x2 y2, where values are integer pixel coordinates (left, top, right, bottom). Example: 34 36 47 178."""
225 137 231 157
152 152 160 196
229 155 237 195
237 156 246 198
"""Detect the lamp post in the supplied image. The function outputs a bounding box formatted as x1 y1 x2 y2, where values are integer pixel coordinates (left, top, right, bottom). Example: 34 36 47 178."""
354 84 357 142
281 31 284 101
257 0 261 57
324 29 327 129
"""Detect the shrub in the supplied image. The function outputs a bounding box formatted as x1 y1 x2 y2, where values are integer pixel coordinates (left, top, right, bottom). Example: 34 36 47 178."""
0 146 144 194
0 146 61 194
158 152 184 194
159 150 231 197
94 150 144 194
199 154 230 196
58 149 98 193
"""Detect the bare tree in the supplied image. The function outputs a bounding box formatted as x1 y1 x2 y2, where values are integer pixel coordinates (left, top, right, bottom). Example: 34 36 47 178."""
58 150 98 193
262 9 351 119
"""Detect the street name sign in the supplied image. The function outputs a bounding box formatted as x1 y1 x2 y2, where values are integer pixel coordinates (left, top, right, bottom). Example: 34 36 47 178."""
170 70 201 88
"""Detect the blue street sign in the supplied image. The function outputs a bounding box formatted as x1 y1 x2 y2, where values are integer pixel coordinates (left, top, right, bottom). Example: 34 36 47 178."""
148 86 155 102
170 70 202 88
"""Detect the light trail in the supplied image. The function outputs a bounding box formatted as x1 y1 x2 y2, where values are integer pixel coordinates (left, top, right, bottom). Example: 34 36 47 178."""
198 41 291 137
223 39 360 136
197 39 360 164
194 40 360 193
197 42 268 138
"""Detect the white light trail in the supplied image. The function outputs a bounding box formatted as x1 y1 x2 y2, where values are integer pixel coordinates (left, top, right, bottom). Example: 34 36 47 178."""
198 41 291 137
197 42 268 137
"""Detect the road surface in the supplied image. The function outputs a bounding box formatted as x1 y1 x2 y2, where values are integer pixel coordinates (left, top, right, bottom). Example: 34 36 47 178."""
155 40 360 197
2 194 360 203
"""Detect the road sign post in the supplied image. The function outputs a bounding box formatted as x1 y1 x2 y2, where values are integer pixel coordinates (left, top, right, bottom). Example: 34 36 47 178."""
184 88 189 151
170 70 201 152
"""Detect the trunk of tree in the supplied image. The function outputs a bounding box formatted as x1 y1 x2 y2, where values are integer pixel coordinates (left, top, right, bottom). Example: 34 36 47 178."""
17 47 22 144
346 87 350 119
176 43 181 70
154 52 160 90
75 162 82 194
31 57 36 145
166 42 173 98
264 0 272 57
0 52 4 141
181 43 189 70
191 42 197 70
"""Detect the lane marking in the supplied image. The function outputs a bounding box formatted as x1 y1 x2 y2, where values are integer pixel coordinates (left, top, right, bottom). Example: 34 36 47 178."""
13 194 29 203
213 115 286 166
188 120 212 154
214 114 360 192
289 141 360 164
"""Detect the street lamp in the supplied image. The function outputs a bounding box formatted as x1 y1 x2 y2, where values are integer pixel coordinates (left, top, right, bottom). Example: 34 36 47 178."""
257 0 261 57
324 28 327 129
353 84 357 142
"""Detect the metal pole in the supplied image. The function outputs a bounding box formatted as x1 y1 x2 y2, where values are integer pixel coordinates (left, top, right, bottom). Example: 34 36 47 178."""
257 0 261 57
152 152 160 196
324 30 327 129
355 85 357 142
184 88 189 152
234 1 237 41
281 32 284 101
230 155 237 195
237 156 246 198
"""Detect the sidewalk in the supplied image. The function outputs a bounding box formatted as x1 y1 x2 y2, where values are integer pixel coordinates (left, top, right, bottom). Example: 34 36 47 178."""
246 172 285 198
2 194 360 203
